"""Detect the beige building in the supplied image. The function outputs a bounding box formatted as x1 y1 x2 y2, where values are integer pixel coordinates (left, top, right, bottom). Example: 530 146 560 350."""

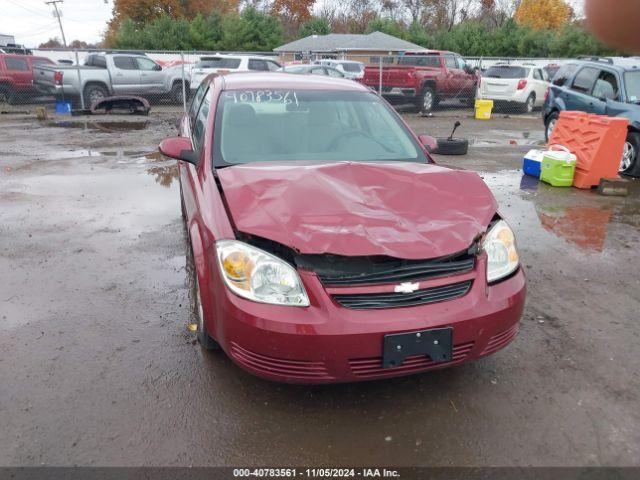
274 31 425 64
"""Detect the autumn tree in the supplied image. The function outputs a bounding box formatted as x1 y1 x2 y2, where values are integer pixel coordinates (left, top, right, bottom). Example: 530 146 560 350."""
105 0 239 45
515 0 571 30
39 38 63 48
271 0 315 38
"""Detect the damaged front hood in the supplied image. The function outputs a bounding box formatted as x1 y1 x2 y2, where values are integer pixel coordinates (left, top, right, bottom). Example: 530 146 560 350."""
217 162 498 259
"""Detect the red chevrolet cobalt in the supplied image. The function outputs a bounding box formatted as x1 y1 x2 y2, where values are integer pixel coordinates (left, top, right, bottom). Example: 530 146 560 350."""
159 73 525 383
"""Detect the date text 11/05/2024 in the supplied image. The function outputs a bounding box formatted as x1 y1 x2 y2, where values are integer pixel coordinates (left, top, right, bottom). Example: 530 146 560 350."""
232 468 401 478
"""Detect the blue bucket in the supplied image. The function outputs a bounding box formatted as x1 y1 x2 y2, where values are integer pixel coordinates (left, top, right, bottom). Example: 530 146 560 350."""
55 101 71 115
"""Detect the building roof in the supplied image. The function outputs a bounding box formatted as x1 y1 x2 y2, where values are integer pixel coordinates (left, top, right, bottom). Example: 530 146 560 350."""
274 31 424 53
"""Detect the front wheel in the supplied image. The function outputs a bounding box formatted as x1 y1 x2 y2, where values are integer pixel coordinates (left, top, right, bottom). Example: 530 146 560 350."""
620 131 640 177
544 111 559 142
187 240 219 351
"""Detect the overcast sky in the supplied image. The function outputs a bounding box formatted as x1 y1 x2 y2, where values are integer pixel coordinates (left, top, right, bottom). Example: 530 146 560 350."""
1 0 113 47
2 0 585 49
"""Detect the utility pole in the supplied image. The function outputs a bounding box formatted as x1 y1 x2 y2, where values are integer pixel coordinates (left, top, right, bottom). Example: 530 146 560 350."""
45 0 67 48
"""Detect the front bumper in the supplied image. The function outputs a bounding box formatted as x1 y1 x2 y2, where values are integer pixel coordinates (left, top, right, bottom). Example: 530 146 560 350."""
206 253 526 384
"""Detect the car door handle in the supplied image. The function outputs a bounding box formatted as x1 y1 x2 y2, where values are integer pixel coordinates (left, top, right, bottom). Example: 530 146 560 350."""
141 73 147 77
116 73 123 76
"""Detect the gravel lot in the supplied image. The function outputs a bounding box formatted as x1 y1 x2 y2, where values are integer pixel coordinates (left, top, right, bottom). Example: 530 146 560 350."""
1 105 639 467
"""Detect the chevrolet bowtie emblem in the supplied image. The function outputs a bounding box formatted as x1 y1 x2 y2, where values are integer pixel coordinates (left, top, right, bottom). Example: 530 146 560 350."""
394 282 420 294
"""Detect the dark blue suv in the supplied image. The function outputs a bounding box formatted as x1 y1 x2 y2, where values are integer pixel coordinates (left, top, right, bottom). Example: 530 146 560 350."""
542 56 640 177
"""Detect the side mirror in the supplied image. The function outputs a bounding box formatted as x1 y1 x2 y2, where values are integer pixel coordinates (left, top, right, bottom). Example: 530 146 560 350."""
159 137 199 165
154 64 162 71
418 134 438 153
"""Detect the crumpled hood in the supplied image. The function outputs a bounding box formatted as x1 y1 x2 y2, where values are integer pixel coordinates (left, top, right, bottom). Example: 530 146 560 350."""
217 162 497 259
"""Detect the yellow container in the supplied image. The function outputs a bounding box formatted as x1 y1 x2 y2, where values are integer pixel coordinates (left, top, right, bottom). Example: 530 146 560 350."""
475 99 493 120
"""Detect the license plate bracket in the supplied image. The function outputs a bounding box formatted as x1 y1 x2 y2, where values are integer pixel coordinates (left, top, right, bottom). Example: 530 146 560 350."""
382 328 453 369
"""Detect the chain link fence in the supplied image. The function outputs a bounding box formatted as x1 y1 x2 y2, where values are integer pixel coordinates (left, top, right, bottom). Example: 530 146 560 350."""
0 48 567 117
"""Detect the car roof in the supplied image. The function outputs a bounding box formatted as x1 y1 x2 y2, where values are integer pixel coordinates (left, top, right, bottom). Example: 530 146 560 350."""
576 57 640 71
219 72 369 92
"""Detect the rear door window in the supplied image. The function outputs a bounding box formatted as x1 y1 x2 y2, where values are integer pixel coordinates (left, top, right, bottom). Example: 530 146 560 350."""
553 63 578 86
571 67 600 94
4 57 29 71
398 55 441 67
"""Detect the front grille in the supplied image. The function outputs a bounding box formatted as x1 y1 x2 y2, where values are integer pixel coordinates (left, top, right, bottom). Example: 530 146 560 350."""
333 280 472 310
349 341 475 378
298 249 476 287
229 342 334 380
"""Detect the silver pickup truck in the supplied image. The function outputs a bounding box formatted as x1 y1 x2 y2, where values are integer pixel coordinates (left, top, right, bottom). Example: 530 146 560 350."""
34 52 189 106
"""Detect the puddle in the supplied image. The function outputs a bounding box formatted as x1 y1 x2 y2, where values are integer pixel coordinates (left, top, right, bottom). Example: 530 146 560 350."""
47 121 149 132
146 164 178 188
470 130 545 147
480 169 640 254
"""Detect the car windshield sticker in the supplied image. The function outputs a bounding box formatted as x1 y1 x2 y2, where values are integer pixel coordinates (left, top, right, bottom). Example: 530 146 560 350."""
224 90 299 106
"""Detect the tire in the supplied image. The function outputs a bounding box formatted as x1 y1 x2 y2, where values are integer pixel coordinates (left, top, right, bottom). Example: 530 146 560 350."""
544 111 559 142
620 131 640 177
186 240 220 350
434 137 469 155
416 85 436 113
83 84 108 108
0 85 16 105
522 93 535 114
171 82 189 104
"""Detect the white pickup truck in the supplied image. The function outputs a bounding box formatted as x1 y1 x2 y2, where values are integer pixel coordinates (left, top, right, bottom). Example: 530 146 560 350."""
34 52 188 106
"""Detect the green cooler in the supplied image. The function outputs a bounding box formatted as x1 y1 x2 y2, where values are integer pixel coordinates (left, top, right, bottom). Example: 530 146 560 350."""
540 145 577 187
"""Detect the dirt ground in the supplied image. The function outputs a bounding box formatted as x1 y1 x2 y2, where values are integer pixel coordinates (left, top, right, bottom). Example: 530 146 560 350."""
1 105 639 467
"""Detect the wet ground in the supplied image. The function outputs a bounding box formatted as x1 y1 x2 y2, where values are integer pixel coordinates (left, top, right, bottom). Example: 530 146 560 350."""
1 106 639 467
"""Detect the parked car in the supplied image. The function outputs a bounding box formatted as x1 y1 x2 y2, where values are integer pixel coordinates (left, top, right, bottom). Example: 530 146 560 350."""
362 50 478 113
34 52 188 106
158 72 525 383
190 55 281 90
0 53 54 103
543 63 561 80
280 64 345 77
478 63 550 113
314 59 365 80
543 56 640 176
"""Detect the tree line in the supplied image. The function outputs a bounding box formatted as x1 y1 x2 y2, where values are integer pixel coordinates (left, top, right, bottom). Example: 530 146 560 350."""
40 0 619 58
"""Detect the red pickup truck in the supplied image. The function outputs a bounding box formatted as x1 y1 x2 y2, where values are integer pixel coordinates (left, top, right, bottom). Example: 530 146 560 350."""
0 54 55 104
363 50 478 113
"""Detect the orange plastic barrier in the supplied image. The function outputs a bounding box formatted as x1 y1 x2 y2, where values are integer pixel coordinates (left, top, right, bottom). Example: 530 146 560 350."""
547 111 629 189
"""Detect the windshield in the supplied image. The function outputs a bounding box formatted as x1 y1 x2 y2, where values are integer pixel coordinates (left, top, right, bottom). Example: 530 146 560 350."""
624 71 640 102
484 66 529 78
214 90 425 166
196 58 241 69
398 55 441 67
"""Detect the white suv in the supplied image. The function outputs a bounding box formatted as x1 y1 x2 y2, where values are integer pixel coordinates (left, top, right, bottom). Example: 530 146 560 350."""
478 64 550 113
314 59 365 80
190 55 281 90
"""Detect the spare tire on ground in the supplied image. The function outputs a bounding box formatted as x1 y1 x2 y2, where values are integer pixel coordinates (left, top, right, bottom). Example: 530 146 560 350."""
434 137 469 155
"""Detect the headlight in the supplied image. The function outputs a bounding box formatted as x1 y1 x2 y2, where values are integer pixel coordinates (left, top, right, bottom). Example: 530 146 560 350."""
215 240 309 307
483 220 520 283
